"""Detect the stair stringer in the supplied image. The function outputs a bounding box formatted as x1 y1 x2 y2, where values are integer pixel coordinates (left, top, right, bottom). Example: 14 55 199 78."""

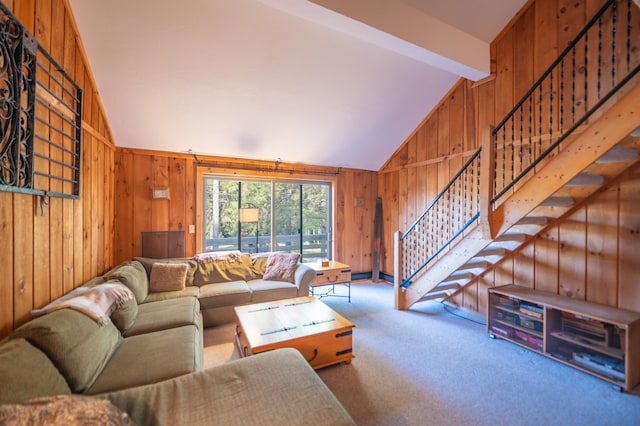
397 81 640 310
399 224 491 309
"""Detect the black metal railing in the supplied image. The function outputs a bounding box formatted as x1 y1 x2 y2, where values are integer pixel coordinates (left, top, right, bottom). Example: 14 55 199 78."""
492 0 640 204
398 0 640 292
400 149 482 288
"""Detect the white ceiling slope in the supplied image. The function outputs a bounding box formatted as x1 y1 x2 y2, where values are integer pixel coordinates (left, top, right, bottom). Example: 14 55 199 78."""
68 0 526 171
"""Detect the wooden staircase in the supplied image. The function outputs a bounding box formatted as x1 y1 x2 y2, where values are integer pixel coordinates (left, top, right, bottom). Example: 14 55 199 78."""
395 82 640 310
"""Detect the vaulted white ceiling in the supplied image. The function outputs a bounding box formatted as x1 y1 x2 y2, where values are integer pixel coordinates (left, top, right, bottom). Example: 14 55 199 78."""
68 0 526 171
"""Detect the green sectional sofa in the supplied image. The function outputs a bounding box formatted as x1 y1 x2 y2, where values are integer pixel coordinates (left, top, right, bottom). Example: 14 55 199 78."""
0 251 355 425
132 251 317 326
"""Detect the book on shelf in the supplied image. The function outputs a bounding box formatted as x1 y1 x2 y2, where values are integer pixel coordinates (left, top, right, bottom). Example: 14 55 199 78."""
498 296 520 309
519 303 543 319
572 352 624 381
490 325 514 338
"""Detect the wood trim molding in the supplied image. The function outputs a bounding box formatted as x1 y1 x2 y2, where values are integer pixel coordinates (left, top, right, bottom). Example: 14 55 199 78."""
379 148 478 174
378 77 468 172
61 0 114 140
82 121 114 150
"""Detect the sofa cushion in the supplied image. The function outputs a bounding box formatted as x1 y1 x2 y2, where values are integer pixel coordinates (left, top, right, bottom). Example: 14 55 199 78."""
149 262 188 292
124 297 201 337
263 252 300 283
193 252 255 285
0 339 71 404
247 279 299 303
0 395 135 425
110 296 138 333
143 285 200 303
198 281 252 309
9 309 122 393
105 261 149 304
134 257 198 287
87 325 202 395
100 348 356 426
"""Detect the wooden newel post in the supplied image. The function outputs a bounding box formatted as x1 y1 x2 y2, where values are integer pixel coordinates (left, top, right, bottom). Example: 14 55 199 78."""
479 125 496 239
393 230 405 310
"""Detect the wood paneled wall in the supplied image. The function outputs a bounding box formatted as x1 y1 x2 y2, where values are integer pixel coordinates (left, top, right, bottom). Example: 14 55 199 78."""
458 163 640 313
0 0 116 338
378 78 495 275
114 149 377 274
378 0 640 313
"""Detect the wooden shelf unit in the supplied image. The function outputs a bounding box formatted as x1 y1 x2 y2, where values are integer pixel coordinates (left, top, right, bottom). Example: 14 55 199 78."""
488 284 640 391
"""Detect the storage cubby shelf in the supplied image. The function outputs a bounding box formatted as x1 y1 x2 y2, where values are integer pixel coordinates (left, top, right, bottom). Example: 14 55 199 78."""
488 284 640 392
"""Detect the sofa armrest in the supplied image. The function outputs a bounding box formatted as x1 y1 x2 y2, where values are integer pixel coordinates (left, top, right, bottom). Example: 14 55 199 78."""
294 263 316 296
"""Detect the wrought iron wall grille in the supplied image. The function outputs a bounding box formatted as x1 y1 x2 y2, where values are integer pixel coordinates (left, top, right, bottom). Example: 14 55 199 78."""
0 2 82 199
492 0 640 205
400 148 482 288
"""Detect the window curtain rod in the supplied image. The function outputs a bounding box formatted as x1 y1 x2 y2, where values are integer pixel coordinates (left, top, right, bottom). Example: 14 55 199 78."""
192 159 342 176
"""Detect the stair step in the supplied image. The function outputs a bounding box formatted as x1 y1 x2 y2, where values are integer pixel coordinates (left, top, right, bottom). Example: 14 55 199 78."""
540 196 575 207
566 173 604 187
516 216 549 226
476 247 508 257
595 145 639 163
459 260 491 270
419 290 454 302
433 283 461 292
495 233 527 243
441 272 474 283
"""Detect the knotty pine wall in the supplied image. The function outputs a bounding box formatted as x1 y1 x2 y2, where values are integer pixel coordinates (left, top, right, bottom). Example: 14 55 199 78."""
378 0 640 314
378 78 491 275
0 0 116 338
114 148 377 275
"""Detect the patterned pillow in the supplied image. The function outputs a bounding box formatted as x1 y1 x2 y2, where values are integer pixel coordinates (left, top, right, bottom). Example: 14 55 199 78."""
263 253 300 283
149 262 189 292
0 395 135 425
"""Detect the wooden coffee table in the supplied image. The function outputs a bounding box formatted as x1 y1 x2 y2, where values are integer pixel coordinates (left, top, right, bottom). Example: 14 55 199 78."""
234 296 354 369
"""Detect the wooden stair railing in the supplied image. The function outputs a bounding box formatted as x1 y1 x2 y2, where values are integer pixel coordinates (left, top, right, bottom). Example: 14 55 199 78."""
395 0 640 310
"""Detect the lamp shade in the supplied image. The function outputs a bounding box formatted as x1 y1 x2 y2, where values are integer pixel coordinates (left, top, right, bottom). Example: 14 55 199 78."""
238 208 259 223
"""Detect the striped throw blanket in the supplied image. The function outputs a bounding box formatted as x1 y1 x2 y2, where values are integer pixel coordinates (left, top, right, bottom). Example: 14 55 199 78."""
31 283 135 326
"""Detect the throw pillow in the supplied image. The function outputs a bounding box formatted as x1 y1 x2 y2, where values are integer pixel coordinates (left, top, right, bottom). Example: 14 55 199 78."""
133 257 198 287
104 261 149 304
263 252 300 283
109 284 138 332
149 262 189 292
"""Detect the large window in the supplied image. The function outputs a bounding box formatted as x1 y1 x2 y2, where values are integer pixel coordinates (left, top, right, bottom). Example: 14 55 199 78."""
202 177 331 262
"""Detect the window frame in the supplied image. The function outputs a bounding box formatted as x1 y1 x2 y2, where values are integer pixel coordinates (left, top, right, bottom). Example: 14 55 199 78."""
195 167 335 260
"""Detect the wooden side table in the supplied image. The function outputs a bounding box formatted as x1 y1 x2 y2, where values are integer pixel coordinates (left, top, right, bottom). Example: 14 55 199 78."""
309 261 351 302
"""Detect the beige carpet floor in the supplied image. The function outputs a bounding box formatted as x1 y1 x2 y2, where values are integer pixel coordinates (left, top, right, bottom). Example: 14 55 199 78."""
202 281 640 426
